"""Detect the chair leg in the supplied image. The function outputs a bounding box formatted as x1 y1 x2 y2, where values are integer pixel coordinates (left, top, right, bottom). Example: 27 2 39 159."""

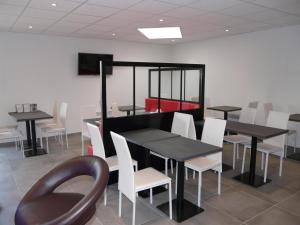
170 159 174 174
175 162 178 194
81 135 85 155
198 172 202 207
218 170 221 195
185 167 188 180
65 131 69 149
261 152 264 170
193 170 196 179
294 132 297 153
14 138 18 151
118 191 122 217
241 147 247 173
150 188 153 204
132 201 136 225
168 182 172 220
264 153 269 183
279 156 283 177
233 143 236 169
46 136 49 153
165 159 168 176
104 187 107 206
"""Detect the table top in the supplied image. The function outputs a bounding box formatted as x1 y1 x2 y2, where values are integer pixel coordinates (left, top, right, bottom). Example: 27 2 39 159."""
83 117 101 126
9 110 53 122
121 128 179 145
118 105 145 112
226 121 288 139
207 106 242 112
289 114 300 122
144 136 222 162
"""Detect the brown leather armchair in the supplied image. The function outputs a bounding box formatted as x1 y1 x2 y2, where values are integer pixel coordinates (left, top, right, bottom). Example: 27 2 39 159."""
15 156 109 225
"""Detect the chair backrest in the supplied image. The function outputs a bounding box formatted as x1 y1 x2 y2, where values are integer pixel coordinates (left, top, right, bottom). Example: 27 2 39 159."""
58 102 68 128
110 132 135 202
80 105 98 137
248 101 259 109
87 123 106 159
171 112 190 138
264 111 289 151
201 118 226 147
263 102 273 120
239 107 257 124
52 100 58 123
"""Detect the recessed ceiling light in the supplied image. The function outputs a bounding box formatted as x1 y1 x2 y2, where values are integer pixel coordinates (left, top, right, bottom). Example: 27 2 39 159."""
225 29 229 32
112 33 116 36
159 19 164 22
138 27 182 39
51 3 56 7
28 25 33 29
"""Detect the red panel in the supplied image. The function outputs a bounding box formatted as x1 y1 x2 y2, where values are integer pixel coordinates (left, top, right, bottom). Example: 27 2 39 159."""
145 98 200 112
87 144 93 156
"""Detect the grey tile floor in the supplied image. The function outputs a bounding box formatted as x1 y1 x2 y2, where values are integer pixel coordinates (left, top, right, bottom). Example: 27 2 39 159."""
0 133 299 225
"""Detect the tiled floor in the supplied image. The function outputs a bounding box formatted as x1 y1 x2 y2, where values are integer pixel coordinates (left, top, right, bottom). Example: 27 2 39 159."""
0 133 299 225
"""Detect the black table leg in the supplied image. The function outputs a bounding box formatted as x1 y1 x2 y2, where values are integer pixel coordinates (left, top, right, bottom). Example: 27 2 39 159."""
233 136 271 187
127 110 130 116
31 120 37 155
157 161 204 222
224 112 228 120
25 121 32 147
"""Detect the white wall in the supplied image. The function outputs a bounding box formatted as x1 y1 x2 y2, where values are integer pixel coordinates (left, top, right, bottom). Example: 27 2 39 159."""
0 32 172 133
172 25 300 147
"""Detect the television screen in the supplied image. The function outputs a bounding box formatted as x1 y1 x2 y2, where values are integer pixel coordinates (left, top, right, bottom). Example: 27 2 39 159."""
78 53 113 75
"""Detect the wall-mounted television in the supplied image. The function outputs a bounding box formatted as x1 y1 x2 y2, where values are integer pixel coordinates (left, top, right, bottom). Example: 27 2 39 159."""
78 53 113 75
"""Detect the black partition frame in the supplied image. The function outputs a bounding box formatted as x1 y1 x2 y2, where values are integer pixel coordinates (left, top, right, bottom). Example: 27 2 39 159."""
148 67 202 103
101 61 205 157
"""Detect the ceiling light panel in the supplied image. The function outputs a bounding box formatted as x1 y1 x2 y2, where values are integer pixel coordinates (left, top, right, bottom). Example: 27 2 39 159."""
138 27 182 39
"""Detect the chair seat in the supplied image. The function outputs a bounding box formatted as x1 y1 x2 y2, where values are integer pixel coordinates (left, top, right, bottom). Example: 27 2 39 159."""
134 168 170 192
150 151 169 160
41 124 65 132
244 142 282 154
185 156 220 172
106 155 137 172
15 193 84 225
0 130 21 139
224 134 251 144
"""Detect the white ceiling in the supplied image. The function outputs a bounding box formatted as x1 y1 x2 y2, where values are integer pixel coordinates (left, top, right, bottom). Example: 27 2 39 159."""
1 0 300 44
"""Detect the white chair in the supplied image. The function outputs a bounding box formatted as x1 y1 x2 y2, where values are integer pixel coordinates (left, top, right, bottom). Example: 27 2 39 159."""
223 107 257 169
37 101 58 128
242 111 290 183
87 123 137 206
80 104 98 155
150 112 190 177
41 102 68 152
110 131 172 225
0 126 24 157
185 118 226 207
263 103 297 157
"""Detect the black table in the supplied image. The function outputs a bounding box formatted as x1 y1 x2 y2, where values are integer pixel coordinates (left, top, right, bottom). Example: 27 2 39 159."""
226 121 288 187
118 105 145 116
287 114 300 161
122 128 221 222
207 106 242 120
9 110 53 157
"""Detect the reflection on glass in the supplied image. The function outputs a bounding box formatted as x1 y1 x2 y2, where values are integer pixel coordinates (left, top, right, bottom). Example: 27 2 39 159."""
106 67 133 117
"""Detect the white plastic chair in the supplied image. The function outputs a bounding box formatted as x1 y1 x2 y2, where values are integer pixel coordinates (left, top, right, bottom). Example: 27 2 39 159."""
242 111 290 183
87 123 137 206
37 101 58 128
111 132 172 225
0 126 24 157
185 118 226 207
80 104 98 155
41 102 68 152
223 107 257 169
248 101 259 109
